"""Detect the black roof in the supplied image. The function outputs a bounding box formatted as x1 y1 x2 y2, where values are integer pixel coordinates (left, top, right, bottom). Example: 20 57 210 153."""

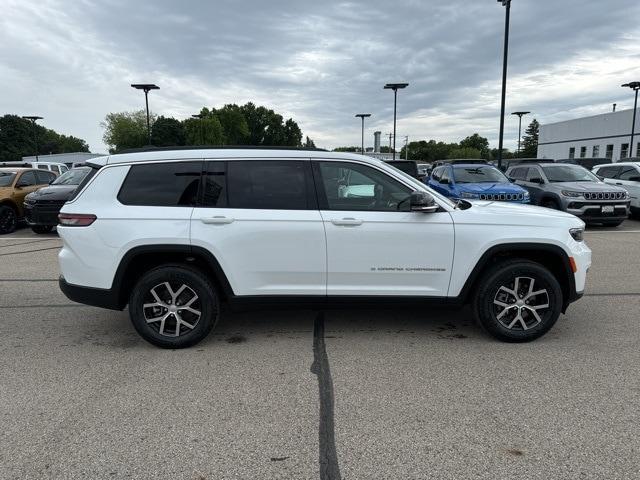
117 145 328 154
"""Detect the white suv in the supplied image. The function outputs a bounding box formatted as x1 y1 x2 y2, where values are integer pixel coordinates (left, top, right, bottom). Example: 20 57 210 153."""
57 148 591 348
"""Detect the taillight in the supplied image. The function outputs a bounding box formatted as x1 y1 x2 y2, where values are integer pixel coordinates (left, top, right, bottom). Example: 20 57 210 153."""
58 213 97 226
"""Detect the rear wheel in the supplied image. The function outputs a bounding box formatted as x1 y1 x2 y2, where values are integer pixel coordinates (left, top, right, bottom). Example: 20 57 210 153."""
473 260 563 342
31 225 54 234
129 264 218 348
0 205 18 235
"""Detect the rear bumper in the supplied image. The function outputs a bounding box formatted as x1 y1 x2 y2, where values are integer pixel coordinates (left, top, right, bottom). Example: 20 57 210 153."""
59 276 123 310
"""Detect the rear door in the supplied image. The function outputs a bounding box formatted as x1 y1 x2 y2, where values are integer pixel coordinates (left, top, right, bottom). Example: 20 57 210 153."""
313 159 454 297
615 165 640 207
595 165 621 187
190 159 326 297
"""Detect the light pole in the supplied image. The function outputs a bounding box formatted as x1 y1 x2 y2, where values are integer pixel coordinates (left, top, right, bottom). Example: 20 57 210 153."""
192 113 205 145
384 83 409 160
622 82 640 158
496 0 512 171
21 116 43 161
511 111 530 155
355 114 371 154
131 83 159 145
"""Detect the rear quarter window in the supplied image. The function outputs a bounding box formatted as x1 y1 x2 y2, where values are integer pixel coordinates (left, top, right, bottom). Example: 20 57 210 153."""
118 161 202 207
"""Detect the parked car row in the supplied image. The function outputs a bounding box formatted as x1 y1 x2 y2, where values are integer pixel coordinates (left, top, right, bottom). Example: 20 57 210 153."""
0 166 90 234
420 159 635 227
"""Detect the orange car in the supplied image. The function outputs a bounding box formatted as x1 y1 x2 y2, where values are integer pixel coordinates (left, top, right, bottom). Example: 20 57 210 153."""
0 167 57 234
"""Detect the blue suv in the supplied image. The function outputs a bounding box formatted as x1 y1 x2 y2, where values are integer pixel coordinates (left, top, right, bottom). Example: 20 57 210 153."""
427 163 530 203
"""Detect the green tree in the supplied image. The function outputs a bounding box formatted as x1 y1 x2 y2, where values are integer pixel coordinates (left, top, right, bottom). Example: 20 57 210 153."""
333 146 359 152
447 147 482 159
520 119 539 158
303 136 316 148
216 104 249 145
459 133 490 159
184 109 225 145
150 116 186 147
101 110 152 153
399 140 457 162
0 114 89 161
490 148 515 160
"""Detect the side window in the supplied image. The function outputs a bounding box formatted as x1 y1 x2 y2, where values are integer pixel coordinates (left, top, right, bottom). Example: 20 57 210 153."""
509 168 524 180
52 165 61 174
618 167 639 181
118 161 202 207
37 164 48 170
526 168 541 182
201 161 227 207
18 171 37 186
226 160 313 210
35 170 55 184
440 167 450 184
431 167 441 181
316 161 411 212
596 166 619 178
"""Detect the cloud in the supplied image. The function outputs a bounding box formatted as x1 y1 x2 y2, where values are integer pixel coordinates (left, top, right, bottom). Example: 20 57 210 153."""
1 0 639 153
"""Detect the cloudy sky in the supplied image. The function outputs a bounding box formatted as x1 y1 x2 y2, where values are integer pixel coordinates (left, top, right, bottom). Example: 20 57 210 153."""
2 0 640 153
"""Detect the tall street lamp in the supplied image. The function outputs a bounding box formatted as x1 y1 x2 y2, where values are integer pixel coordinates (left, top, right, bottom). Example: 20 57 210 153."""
511 111 530 155
355 114 371 155
622 82 640 158
496 0 512 171
192 113 205 145
21 116 43 161
131 83 159 145
384 83 409 160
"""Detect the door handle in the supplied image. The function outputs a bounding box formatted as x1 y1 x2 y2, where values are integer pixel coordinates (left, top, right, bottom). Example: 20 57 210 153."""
201 216 234 225
615 183 623 185
331 217 363 226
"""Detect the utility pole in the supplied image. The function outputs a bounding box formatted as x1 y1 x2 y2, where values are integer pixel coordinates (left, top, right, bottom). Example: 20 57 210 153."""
496 0 512 170
404 136 409 160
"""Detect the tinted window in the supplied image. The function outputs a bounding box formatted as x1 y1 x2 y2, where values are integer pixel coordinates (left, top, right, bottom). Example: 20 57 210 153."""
618 166 640 181
37 165 48 170
509 167 527 180
596 166 620 178
118 161 201 207
201 161 227 207
0 172 16 187
431 167 441 181
440 167 450 183
18 171 37 186
316 161 411 212
227 160 312 210
35 170 56 184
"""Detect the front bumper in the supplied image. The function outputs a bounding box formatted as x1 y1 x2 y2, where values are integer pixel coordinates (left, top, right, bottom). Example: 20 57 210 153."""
566 201 629 222
24 203 64 226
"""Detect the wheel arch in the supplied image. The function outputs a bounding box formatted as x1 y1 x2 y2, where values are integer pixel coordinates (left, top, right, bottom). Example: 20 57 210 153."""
112 244 234 309
458 243 576 312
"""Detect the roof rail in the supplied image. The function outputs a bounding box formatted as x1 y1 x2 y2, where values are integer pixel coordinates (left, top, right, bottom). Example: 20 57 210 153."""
117 145 328 154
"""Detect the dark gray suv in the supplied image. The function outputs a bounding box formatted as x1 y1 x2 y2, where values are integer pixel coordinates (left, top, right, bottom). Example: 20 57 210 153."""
507 163 630 226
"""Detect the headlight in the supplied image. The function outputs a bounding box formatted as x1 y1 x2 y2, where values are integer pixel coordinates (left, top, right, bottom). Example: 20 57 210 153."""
561 190 583 198
460 192 480 199
523 191 530 198
569 228 584 242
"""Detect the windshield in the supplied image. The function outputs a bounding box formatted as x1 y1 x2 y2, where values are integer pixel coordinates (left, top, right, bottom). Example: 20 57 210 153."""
52 167 90 185
453 166 508 183
541 164 600 182
0 172 16 187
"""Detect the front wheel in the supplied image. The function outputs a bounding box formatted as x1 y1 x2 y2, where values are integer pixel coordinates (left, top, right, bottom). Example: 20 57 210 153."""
129 264 219 348
0 205 18 235
473 260 563 342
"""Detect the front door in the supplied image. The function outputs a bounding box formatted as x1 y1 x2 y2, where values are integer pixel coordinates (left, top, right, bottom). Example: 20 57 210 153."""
313 160 455 297
191 159 326 297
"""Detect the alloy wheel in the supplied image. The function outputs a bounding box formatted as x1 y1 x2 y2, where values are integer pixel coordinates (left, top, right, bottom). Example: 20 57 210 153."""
493 276 550 331
142 282 201 337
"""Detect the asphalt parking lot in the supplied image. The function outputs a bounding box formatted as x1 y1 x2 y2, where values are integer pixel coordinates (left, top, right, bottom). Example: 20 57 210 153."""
1 221 639 479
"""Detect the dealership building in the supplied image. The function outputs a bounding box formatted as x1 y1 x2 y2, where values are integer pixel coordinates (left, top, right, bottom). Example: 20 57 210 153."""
537 108 640 161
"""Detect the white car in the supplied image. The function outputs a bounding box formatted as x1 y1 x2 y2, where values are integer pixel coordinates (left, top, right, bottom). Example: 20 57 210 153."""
57 148 591 348
593 162 640 218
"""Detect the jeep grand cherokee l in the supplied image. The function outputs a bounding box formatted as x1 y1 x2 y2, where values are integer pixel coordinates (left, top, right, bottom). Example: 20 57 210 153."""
57 148 591 348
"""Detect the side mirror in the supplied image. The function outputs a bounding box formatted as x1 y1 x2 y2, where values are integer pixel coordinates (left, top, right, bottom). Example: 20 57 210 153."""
410 191 439 213
508 177 515 183
15 181 28 188
440 178 449 185
530 177 543 184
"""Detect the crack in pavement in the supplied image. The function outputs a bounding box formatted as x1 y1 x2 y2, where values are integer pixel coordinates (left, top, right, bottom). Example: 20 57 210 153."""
311 311 342 480
0 246 61 257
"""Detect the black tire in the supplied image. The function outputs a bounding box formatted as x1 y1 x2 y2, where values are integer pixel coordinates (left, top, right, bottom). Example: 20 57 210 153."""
541 198 561 210
473 260 563 342
129 264 219 348
31 225 54 234
0 205 18 235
